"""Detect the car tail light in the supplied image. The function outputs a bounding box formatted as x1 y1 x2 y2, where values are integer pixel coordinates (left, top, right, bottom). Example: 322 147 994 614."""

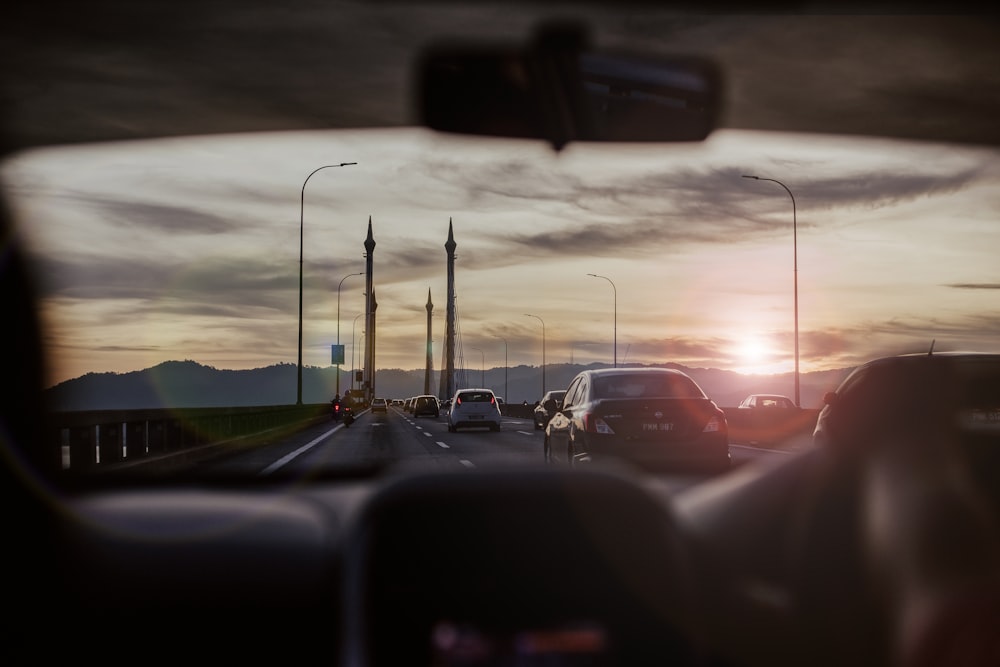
582 413 615 435
489 396 495 405
456 397 462 406
703 415 722 433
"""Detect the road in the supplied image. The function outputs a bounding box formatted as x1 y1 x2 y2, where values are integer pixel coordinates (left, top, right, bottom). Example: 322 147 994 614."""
202 406 794 490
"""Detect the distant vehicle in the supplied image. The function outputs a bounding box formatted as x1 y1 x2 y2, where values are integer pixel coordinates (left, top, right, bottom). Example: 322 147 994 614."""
412 394 440 418
447 389 502 432
738 394 796 410
371 397 388 413
545 368 730 472
533 390 567 430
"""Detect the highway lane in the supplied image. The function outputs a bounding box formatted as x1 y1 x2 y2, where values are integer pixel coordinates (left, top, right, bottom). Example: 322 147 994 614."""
201 406 794 484
286 406 545 473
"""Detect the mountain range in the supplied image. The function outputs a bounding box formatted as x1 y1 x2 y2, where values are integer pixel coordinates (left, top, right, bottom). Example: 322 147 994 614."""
44 360 854 412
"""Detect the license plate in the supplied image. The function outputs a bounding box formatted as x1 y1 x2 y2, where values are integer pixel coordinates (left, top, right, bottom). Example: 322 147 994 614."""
469 415 482 420
642 423 673 432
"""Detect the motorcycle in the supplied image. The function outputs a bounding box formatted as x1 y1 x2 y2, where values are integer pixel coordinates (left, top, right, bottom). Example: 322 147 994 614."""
330 400 343 422
342 406 354 427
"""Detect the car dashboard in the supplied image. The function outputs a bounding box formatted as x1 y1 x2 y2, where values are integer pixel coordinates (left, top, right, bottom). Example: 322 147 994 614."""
17 448 898 667
41 465 708 665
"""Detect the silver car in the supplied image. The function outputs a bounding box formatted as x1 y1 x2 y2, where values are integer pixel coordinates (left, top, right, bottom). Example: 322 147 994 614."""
447 389 502 432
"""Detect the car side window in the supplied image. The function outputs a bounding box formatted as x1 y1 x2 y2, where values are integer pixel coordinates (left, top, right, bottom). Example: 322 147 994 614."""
563 379 582 409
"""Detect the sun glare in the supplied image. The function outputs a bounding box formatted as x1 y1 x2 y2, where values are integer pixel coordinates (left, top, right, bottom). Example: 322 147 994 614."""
732 336 785 375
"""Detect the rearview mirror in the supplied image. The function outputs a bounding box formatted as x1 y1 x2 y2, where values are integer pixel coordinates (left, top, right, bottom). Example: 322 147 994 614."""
417 24 720 150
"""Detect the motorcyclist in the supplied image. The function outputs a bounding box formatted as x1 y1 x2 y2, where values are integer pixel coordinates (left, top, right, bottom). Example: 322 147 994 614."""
330 394 342 421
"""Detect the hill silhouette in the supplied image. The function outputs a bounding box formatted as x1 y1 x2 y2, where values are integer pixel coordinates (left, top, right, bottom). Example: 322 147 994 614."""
45 360 853 411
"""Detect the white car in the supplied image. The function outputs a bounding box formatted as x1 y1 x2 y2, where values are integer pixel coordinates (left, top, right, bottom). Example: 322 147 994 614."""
447 389 502 432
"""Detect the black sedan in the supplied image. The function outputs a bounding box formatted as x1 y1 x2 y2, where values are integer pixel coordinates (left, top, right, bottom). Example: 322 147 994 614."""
544 368 730 472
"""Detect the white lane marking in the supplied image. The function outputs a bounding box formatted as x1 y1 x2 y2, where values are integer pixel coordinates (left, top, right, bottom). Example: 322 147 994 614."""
730 444 793 455
424 432 433 437
516 431 533 436
436 441 449 448
260 425 340 475
459 459 475 468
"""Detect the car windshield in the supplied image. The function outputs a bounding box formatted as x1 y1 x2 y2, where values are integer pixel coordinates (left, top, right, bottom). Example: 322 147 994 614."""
1 9 998 489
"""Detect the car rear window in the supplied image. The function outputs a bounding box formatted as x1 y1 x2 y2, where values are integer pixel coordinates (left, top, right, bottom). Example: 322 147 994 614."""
593 374 705 400
458 392 494 403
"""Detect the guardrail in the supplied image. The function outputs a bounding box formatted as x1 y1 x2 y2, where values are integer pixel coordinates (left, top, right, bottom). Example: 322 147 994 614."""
49 403 331 475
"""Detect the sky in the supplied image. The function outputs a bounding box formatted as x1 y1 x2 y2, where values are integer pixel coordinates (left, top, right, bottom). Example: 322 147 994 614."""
3 126 999 388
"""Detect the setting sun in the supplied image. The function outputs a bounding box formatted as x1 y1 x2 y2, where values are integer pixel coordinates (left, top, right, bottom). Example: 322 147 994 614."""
731 336 786 375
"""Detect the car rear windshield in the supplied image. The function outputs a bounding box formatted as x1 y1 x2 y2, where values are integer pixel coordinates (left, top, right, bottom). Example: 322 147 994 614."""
458 392 494 403
593 374 705 400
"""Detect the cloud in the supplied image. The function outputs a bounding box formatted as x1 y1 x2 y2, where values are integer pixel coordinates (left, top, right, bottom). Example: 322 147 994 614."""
57 191 242 235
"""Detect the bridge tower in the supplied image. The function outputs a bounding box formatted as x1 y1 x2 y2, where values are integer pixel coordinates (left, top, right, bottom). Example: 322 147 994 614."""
363 217 376 403
424 289 434 395
439 219 457 400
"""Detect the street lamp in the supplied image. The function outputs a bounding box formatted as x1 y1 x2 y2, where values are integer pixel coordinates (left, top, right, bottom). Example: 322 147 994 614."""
742 174 799 407
587 273 617 367
471 347 485 387
297 161 357 405
524 313 546 397
336 271 363 396
493 335 508 403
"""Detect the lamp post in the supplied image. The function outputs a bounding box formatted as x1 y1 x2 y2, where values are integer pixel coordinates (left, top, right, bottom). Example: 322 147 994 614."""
336 271 363 396
742 174 799 407
297 161 357 405
524 313 546 397
493 335 508 403
586 273 617 367
471 347 485 387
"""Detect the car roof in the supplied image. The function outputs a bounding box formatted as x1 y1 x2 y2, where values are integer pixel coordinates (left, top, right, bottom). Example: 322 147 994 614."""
859 351 1000 368
578 367 693 378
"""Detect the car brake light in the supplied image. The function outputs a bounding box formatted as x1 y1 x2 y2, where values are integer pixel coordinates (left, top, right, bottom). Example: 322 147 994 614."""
703 416 722 433
456 397 462 406
489 396 495 405
583 413 615 435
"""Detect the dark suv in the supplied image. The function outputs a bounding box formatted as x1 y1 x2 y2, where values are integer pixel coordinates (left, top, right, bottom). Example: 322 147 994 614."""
813 352 1000 484
413 394 440 418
